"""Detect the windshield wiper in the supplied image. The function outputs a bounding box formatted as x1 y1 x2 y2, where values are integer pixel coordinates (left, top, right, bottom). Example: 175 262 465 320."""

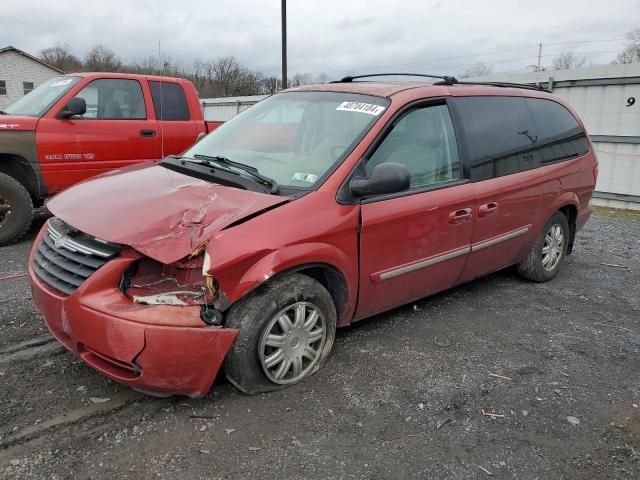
192 154 279 194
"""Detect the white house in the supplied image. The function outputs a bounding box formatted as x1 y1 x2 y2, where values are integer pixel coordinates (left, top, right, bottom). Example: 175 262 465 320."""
0 46 65 110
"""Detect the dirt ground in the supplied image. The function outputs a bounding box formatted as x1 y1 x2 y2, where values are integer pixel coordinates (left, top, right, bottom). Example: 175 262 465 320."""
1 208 639 480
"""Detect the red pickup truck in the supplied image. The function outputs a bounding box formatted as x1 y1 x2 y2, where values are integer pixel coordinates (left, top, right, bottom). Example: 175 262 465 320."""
0 72 221 245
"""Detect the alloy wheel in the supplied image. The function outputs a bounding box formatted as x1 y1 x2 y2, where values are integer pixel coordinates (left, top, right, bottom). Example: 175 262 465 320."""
258 301 327 385
542 223 564 271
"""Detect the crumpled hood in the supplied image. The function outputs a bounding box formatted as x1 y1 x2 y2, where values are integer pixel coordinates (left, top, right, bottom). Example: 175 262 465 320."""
0 115 38 131
47 164 288 264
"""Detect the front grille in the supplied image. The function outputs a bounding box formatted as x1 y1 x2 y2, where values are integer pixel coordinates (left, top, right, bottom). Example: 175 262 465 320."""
32 218 121 295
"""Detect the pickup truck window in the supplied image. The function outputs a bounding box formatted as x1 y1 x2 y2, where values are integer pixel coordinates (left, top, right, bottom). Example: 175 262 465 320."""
183 91 389 189
4 76 80 117
75 79 146 120
149 81 190 121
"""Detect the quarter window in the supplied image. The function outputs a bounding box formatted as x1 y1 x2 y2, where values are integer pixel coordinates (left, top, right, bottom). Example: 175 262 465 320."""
365 104 461 189
525 98 589 164
149 81 190 121
0 80 6 95
453 97 539 181
23 82 34 95
74 79 146 119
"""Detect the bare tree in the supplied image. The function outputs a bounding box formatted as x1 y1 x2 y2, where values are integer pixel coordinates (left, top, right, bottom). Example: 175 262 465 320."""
552 50 586 70
39 43 82 72
315 72 329 84
461 62 493 78
83 45 122 72
262 76 281 94
289 72 314 87
614 28 640 64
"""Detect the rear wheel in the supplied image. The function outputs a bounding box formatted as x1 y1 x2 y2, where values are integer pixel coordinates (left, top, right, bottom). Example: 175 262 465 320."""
0 173 33 246
224 273 337 394
517 211 569 282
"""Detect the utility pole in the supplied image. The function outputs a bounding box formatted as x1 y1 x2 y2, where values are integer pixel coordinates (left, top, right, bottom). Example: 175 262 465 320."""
281 0 287 89
537 43 542 71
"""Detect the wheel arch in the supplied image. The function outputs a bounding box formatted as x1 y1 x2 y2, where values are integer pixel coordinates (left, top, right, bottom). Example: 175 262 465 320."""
0 153 42 201
213 244 357 327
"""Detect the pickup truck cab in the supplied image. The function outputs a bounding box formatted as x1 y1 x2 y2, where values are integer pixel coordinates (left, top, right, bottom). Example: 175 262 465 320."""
0 72 219 245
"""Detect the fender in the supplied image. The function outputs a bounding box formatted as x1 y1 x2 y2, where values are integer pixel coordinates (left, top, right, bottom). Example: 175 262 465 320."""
545 190 580 221
0 130 47 198
208 241 358 326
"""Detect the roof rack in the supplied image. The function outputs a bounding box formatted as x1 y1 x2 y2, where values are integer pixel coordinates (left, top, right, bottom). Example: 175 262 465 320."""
332 73 458 85
331 72 549 92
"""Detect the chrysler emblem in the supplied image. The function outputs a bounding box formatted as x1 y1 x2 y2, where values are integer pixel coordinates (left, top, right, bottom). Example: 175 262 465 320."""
54 235 67 249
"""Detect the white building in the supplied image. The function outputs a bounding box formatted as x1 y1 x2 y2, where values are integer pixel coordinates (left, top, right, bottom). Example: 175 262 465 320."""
0 46 64 110
469 64 640 210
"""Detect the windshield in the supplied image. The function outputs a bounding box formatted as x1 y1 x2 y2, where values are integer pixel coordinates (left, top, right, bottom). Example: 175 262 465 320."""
4 76 81 117
184 91 389 189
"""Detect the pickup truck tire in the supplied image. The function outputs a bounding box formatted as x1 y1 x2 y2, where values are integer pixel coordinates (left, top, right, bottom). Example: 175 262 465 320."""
517 211 569 282
224 273 337 394
0 172 33 246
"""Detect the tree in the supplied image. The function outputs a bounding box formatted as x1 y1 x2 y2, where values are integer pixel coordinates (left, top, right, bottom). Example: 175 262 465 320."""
552 50 586 70
83 44 122 72
614 28 640 64
39 43 82 72
461 62 493 78
315 72 329 84
289 72 314 87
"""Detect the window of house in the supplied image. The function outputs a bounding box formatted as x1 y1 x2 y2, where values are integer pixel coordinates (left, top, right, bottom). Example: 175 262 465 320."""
74 78 146 119
0 81 6 95
149 81 190 120
365 104 461 189
23 82 34 95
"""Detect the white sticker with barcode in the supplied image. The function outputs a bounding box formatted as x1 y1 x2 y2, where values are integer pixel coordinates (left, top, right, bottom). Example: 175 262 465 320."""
336 101 385 116
50 79 73 87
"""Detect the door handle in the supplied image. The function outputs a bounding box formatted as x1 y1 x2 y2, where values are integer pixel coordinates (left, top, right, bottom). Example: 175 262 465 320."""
449 208 473 224
140 129 157 137
478 202 499 217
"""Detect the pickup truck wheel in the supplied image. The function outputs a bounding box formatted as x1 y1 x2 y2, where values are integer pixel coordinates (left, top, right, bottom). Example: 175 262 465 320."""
0 173 33 246
517 211 569 282
224 273 337 394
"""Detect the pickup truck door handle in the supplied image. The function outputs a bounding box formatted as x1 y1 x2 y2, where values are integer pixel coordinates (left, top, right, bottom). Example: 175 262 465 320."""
478 202 499 217
449 208 473 224
140 129 157 138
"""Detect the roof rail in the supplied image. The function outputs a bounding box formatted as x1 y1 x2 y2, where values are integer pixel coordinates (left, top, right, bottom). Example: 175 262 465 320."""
452 80 550 92
331 72 550 92
332 73 458 85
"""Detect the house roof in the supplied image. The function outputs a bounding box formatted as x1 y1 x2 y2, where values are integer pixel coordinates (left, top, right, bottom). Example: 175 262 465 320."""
0 46 66 74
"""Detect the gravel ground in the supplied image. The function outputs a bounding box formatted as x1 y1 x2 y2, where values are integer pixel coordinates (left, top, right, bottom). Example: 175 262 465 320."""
0 208 639 479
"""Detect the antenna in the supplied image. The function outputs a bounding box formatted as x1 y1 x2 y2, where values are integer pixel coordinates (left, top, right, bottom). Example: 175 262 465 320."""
158 41 165 158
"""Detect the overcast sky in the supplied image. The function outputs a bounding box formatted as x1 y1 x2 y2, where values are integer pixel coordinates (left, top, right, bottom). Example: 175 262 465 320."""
2 0 639 78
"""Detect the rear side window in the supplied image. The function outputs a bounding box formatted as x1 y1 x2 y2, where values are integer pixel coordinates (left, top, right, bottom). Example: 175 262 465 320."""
149 81 190 121
525 98 589 164
453 96 539 181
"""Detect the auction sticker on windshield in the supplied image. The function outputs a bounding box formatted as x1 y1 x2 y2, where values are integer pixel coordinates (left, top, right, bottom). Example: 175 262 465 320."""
336 102 386 116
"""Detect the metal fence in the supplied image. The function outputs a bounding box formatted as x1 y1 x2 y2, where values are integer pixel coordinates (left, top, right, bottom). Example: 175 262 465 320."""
200 95 267 122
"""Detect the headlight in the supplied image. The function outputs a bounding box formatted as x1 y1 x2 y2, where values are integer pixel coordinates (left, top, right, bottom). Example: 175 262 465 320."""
124 254 217 306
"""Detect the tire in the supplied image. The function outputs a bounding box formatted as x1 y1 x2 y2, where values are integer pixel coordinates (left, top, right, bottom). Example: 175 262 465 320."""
0 172 33 247
224 273 337 394
517 211 570 282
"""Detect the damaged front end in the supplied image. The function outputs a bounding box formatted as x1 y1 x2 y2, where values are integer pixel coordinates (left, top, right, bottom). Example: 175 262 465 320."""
121 245 225 326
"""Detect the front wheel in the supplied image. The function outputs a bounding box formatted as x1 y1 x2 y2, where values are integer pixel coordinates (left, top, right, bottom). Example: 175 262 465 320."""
0 173 33 246
517 211 570 282
224 273 337 394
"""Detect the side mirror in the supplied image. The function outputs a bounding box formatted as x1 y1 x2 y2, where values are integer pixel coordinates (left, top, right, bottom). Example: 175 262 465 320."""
349 162 411 198
57 97 86 119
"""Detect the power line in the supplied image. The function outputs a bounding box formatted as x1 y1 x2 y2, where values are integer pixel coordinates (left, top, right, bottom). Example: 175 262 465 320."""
322 38 626 76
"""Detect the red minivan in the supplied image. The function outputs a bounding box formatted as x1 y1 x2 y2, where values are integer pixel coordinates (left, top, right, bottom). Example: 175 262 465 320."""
28 74 597 397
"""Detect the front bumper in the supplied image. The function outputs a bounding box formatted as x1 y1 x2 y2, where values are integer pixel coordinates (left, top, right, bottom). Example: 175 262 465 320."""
28 229 238 398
